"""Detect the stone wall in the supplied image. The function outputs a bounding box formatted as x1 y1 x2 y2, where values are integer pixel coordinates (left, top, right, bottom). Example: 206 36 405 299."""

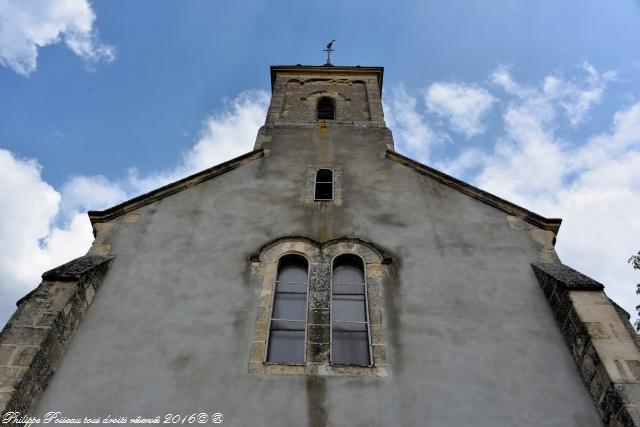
266 69 385 127
0 256 113 426
533 262 640 426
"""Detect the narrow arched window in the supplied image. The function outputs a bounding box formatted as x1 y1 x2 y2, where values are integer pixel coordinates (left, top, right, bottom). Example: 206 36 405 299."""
314 169 333 200
267 254 309 364
331 254 371 366
317 97 335 120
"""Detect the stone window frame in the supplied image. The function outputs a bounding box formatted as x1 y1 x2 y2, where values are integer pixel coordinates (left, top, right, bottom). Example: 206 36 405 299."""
304 165 342 206
249 237 389 377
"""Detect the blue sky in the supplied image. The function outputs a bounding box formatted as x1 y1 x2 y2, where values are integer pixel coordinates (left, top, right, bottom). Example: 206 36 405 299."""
1 0 640 326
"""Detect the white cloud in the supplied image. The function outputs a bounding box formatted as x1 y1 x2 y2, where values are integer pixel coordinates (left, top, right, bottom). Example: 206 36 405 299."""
0 0 115 76
384 84 447 163
126 90 269 194
60 174 128 215
425 82 496 137
0 90 268 325
470 68 638 321
492 63 615 127
0 149 93 325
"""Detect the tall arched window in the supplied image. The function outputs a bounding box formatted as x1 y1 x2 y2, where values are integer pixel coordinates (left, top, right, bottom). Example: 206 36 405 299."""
317 97 335 120
267 254 309 364
331 254 371 365
314 169 333 200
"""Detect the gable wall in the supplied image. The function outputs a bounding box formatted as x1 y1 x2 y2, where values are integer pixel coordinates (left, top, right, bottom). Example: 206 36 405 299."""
33 125 603 426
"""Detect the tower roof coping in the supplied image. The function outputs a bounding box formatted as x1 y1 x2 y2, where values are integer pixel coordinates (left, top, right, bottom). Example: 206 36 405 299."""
270 65 384 93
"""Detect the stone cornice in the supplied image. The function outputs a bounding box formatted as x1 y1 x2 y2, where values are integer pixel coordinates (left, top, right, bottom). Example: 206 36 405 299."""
88 149 264 224
270 65 384 92
385 150 563 236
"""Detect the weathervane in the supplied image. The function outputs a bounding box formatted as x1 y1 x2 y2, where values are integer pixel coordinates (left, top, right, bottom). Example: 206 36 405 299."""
323 40 335 65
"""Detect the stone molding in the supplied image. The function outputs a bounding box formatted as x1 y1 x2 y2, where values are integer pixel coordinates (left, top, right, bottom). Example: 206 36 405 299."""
386 150 563 235
249 237 390 377
0 255 114 424
88 149 264 224
532 262 640 426
304 165 343 206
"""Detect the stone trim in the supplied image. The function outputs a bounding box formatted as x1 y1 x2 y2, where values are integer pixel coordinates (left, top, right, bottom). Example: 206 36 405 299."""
270 65 384 92
304 165 343 206
0 255 114 424
386 150 563 236
532 262 640 426
88 149 264 224
249 237 390 377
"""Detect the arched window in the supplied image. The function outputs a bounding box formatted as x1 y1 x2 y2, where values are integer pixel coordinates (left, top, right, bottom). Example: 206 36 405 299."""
314 169 333 200
267 254 309 364
317 97 335 120
331 254 370 366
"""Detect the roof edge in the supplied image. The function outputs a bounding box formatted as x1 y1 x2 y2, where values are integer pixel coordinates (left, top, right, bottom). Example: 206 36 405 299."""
385 150 562 236
88 149 264 224
270 65 384 93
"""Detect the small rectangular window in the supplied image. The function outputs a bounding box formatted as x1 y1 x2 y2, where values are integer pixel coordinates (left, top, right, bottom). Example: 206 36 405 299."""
315 169 333 200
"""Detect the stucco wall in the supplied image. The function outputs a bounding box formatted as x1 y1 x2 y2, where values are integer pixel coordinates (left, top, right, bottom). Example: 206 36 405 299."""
33 125 603 426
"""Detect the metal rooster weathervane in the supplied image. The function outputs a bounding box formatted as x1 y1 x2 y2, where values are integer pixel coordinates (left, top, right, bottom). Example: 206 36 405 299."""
324 40 335 65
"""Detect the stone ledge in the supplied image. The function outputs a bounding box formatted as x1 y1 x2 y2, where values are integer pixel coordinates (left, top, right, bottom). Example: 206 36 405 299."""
532 262 640 427
532 262 604 290
42 255 114 282
0 255 114 424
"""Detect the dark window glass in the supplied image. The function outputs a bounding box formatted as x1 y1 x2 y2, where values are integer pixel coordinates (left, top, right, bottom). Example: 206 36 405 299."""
267 254 308 364
267 331 306 364
331 254 370 365
315 169 333 200
317 97 335 120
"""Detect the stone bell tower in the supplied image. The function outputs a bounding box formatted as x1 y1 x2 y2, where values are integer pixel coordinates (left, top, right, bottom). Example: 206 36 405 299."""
264 65 386 127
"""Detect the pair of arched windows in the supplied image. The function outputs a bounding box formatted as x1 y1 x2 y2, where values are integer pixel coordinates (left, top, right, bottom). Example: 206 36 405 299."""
266 253 370 366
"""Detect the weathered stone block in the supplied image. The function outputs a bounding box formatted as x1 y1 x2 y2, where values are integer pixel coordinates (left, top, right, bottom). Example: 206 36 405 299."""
369 308 382 326
0 367 27 388
307 309 329 325
307 324 329 344
0 345 15 366
580 343 600 384
532 262 604 290
588 369 608 403
370 325 384 345
0 327 49 347
585 322 610 339
626 359 640 381
371 344 386 365
42 255 114 281
12 347 38 367
308 343 329 363
249 341 265 363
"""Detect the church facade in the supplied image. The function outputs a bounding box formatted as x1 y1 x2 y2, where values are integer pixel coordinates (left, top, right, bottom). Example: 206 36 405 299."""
1 64 639 426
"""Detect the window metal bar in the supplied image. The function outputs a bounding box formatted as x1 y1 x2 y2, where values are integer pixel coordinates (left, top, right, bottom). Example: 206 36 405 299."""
273 291 308 295
332 320 367 324
275 281 308 285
